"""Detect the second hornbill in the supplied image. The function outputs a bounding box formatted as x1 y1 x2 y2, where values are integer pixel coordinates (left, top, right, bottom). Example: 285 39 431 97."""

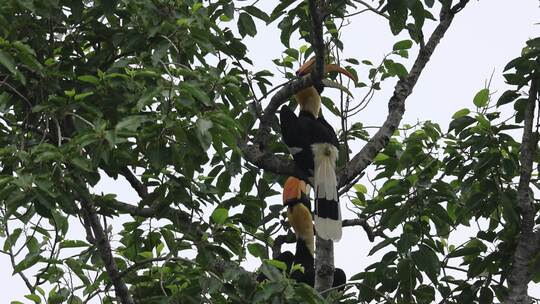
280 58 355 241
283 177 346 288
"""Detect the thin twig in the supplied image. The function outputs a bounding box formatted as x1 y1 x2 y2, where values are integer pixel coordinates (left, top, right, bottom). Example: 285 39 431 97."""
350 0 389 20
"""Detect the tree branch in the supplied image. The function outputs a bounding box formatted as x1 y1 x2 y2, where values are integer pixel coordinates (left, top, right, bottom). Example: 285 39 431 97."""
119 167 148 199
337 2 463 188
2 215 34 293
272 232 297 259
308 0 325 93
451 0 470 14
79 194 135 304
94 198 197 237
351 0 389 20
505 77 539 304
239 141 311 182
314 236 334 291
272 217 375 258
343 218 375 242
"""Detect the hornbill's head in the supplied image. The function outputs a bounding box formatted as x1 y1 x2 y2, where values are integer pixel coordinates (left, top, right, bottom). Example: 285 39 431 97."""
283 177 314 256
294 58 356 118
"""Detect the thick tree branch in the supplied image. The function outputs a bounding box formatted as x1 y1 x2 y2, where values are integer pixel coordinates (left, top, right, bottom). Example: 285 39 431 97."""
94 198 196 235
119 167 148 199
343 218 375 242
314 236 334 291
239 141 311 182
308 0 325 93
505 78 539 304
451 0 470 14
304 0 342 292
337 2 462 189
272 232 297 259
79 194 135 304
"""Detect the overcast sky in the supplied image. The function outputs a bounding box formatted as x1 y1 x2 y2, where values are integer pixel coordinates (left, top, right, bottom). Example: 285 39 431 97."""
2 0 540 302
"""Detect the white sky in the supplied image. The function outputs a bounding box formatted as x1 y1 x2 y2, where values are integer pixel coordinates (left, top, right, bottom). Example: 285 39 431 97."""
2 0 540 302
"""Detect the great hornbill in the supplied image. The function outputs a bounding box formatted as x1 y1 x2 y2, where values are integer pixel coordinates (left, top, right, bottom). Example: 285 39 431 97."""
282 176 346 289
280 58 355 241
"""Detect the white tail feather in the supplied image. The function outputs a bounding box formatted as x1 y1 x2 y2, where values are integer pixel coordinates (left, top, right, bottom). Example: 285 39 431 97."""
312 143 341 241
311 143 338 201
314 215 342 241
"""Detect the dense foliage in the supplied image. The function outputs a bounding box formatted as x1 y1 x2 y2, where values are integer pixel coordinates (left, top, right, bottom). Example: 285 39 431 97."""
0 0 539 303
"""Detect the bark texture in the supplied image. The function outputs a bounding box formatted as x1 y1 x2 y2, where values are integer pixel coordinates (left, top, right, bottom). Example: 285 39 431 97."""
314 236 335 292
505 79 539 304
80 195 135 304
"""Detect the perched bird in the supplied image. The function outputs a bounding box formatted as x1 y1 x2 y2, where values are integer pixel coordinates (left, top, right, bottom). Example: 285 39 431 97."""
280 58 356 241
282 177 346 290
283 176 314 285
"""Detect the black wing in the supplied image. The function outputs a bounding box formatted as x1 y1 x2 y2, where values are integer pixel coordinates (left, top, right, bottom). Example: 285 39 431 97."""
279 105 300 148
317 115 339 147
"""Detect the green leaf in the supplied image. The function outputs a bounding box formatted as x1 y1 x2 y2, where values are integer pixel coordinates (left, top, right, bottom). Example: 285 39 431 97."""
452 108 470 119
0 50 17 75
393 39 413 51
65 259 90 285
24 294 41 304
497 90 519 106
243 5 269 22
264 259 288 272
78 75 99 84
479 287 494 304
278 15 295 47
526 37 540 48
447 240 486 258
473 88 490 107
475 114 490 129
247 243 267 258
216 172 231 197
294 284 325 304
4 228 22 251
259 262 284 282
182 82 211 106
74 92 94 101
239 172 255 194
238 13 257 37
414 285 435 304
353 184 367 194
115 115 149 132
269 0 296 22
369 237 398 255
387 0 408 35
211 208 228 224
196 118 213 151
408 0 425 29
392 62 408 77
14 254 40 274
137 86 162 110
411 244 440 283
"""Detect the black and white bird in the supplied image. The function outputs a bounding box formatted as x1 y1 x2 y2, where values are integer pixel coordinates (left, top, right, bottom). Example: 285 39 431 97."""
282 177 346 288
279 58 355 241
